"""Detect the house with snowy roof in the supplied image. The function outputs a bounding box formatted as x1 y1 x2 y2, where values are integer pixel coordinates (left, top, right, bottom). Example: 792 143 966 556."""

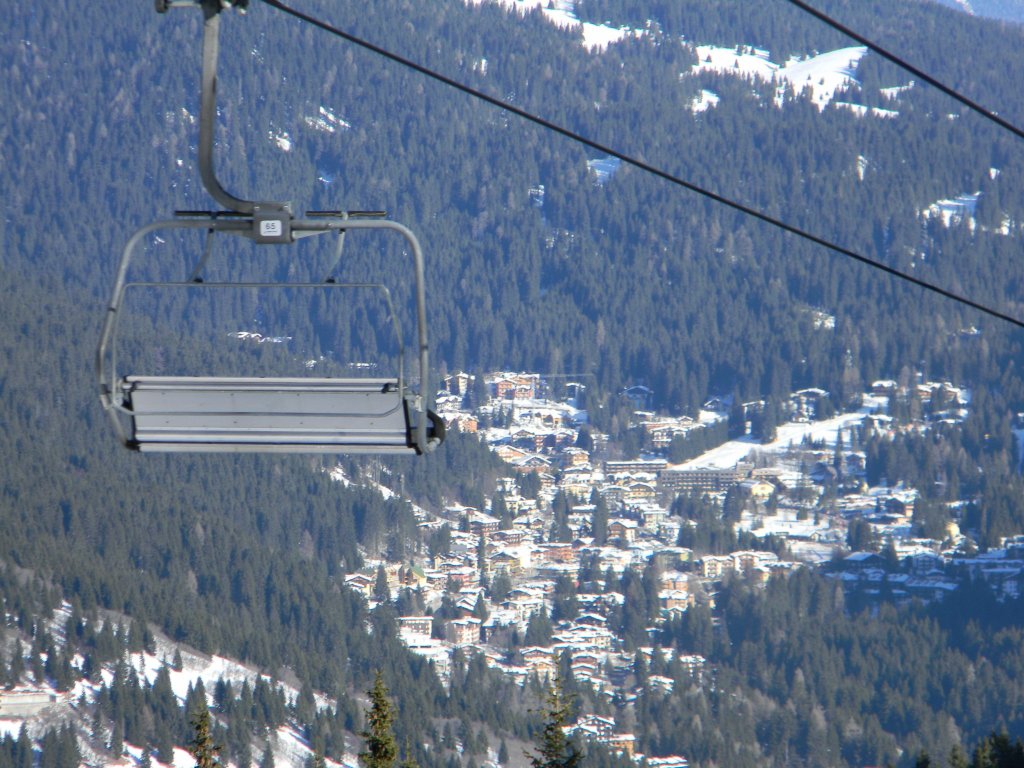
575 714 615 739
446 618 482 646
521 646 557 677
608 519 639 543
607 733 637 757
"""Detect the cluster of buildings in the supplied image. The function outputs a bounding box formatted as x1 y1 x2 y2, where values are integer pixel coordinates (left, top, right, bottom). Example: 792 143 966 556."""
337 370 1006 765
830 538 1024 603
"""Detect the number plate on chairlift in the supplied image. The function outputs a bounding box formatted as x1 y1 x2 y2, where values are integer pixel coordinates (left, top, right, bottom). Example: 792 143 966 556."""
254 206 292 243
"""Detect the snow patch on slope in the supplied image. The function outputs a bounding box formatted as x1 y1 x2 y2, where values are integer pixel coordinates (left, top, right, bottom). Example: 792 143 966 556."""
834 102 899 119
587 156 621 183
669 405 882 471
304 107 350 134
921 192 981 228
692 45 869 111
269 130 293 152
856 155 869 181
691 89 720 113
880 82 915 100
693 44 777 80
465 0 641 51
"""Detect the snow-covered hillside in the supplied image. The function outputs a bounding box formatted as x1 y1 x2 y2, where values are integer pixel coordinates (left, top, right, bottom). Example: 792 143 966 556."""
464 0 642 51
0 609 354 768
692 45 869 110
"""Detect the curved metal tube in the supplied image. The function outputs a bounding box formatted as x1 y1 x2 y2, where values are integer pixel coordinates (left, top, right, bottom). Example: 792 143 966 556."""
199 7 256 213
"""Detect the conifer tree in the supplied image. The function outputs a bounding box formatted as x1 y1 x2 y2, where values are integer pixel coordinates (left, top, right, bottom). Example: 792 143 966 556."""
374 566 391 604
493 492 512 530
589 489 608 546
110 719 124 757
525 609 553 647
359 671 398 768
527 675 581 768
7 640 24 688
189 704 222 768
472 593 489 621
400 738 419 768
489 569 512 603
15 724 31 768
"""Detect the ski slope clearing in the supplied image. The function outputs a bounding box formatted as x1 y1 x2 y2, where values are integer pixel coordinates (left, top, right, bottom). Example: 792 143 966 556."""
692 45 869 110
464 0 641 51
669 402 883 471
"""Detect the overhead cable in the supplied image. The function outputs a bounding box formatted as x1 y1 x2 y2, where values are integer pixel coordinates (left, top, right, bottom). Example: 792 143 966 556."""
781 0 1024 143
256 0 1024 331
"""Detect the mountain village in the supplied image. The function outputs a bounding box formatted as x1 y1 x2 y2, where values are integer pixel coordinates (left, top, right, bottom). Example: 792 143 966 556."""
339 371 1024 766
3 371 1021 768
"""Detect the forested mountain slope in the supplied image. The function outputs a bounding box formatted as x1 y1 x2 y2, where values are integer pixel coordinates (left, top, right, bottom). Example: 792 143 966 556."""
7 0 1024 410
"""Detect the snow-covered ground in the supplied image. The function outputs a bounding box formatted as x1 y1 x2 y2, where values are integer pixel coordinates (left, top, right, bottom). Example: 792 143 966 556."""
691 89 720 113
0 719 24 738
692 45 869 110
921 191 981 228
587 156 621 183
327 464 433 520
4 614 347 768
464 0 641 51
921 182 1014 236
787 541 839 563
775 47 867 108
670 402 881 471
692 44 777 80
834 102 898 119
269 130 293 152
738 507 830 540
856 155 869 181
880 82 915 100
303 106 350 134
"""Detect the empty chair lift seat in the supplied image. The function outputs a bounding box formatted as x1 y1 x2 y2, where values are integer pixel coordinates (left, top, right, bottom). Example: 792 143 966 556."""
125 375 425 452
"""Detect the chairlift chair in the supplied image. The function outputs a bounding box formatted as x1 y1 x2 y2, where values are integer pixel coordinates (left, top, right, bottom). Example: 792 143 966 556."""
97 0 444 455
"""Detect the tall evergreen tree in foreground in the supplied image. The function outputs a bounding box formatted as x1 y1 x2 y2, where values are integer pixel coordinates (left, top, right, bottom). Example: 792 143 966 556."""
359 672 399 768
190 705 222 768
528 675 582 768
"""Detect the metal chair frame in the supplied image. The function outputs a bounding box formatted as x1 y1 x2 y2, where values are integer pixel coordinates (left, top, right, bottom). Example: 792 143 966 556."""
96 0 444 454
98 218 442 454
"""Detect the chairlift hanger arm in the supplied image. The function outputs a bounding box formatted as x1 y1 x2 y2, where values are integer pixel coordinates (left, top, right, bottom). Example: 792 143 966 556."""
161 0 285 218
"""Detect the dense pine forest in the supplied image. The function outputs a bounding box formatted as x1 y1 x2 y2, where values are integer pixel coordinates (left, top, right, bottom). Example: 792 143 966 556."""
2 1 1024 767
